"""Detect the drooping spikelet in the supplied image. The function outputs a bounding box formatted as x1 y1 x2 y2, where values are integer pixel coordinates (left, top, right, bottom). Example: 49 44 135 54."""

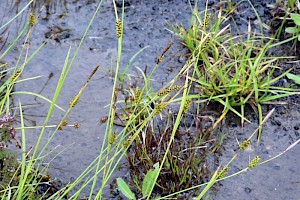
115 19 122 38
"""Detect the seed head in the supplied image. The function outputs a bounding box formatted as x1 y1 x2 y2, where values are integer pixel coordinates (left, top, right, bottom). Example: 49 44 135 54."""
115 19 122 38
170 85 182 91
100 116 108 124
108 131 117 145
123 137 132 148
248 156 261 168
183 99 191 114
29 13 36 26
74 123 80 129
156 55 164 64
11 71 21 82
217 166 228 179
57 120 68 130
240 139 250 150
153 101 167 115
62 120 68 126
134 87 142 104
202 13 211 29
202 38 210 50
157 88 170 97
69 96 79 108
179 26 185 35
57 124 63 130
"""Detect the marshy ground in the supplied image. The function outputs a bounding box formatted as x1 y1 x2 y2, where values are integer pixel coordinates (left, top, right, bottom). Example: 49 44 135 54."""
0 0 299 199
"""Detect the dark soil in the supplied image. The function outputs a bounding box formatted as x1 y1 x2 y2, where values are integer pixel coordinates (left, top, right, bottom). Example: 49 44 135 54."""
0 0 299 199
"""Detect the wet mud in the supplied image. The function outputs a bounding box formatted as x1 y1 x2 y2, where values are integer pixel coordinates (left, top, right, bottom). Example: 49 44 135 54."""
0 0 299 199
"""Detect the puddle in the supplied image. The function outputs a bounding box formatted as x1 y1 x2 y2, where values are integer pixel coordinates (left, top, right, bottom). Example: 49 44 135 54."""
0 0 299 199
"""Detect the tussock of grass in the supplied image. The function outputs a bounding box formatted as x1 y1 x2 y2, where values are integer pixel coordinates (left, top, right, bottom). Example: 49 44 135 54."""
170 1 300 141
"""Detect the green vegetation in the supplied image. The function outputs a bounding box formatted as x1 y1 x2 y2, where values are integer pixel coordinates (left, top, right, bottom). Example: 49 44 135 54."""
170 1 300 141
271 0 300 48
0 0 299 199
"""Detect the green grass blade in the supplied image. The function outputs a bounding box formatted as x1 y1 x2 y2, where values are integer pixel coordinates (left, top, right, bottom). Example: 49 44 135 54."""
193 169 218 200
257 103 263 142
119 45 150 83
15 102 26 199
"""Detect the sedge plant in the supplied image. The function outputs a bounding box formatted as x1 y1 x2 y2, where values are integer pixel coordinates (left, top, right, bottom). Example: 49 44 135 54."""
170 1 300 141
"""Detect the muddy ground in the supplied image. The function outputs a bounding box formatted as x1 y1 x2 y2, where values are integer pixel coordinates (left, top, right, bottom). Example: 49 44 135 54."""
0 0 299 199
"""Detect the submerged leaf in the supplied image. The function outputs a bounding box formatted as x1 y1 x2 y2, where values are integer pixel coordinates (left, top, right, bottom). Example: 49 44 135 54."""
116 178 136 200
286 73 300 85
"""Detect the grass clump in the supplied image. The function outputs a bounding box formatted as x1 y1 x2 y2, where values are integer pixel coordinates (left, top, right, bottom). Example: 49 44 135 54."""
117 83 215 197
170 1 300 141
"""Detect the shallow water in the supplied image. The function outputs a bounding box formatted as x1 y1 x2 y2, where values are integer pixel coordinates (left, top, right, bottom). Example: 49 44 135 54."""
0 0 299 199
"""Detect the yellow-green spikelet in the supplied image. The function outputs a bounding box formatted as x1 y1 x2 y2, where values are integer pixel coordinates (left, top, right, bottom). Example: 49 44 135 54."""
202 38 210 50
29 13 36 26
157 85 181 97
240 139 250 150
11 71 21 82
115 19 122 38
134 87 142 104
217 166 228 179
108 132 117 145
123 137 132 148
153 101 167 115
170 85 181 91
202 13 211 28
183 99 191 114
69 96 79 108
248 156 260 168
157 88 170 97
